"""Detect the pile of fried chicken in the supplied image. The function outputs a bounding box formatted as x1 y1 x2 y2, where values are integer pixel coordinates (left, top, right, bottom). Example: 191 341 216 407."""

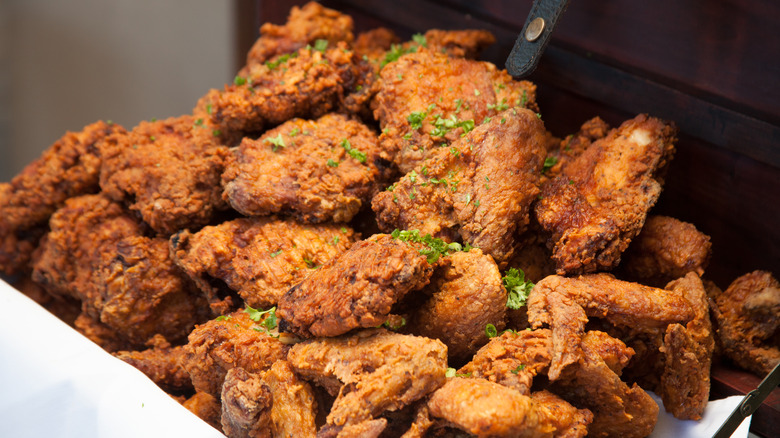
1 3 778 437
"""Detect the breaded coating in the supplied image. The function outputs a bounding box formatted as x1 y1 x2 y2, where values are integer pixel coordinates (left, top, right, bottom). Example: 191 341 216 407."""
10 273 81 326
182 310 290 397
352 28 400 63
422 29 496 59
264 360 319 438
506 231 557 284
222 114 392 223
458 329 554 395
73 312 136 353
427 378 591 438
99 115 230 235
527 273 695 380
372 109 546 265
541 117 610 182
620 215 712 287
114 343 193 393
0 120 124 274
195 42 372 140
535 114 677 275
171 217 358 315
287 329 448 437
183 391 222 431
243 1 354 72
277 234 433 338
96 235 210 344
221 367 273 438
32 194 144 313
712 270 780 376
372 49 538 173
549 331 658 438
408 249 507 363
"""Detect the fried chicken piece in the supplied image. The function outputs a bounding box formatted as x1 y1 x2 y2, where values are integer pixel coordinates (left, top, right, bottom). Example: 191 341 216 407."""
222 114 392 224
372 108 546 265
74 312 136 352
277 234 433 338
99 115 230 234
526 273 695 380
712 270 780 376
96 235 210 344
619 215 712 287
408 249 506 364
458 329 554 395
287 329 448 437
549 331 658 438
541 117 610 182
195 42 372 140
171 217 358 315
535 114 677 275
10 273 81 326
182 309 290 398
422 29 496 59
183 391 222 431
427 378 591 438
242 1 354 72
264 360 319 438
0 120 124 274
31 194 145 313
372 48 538 173
352 28 400 63
221 367 273 438
114 342 193 393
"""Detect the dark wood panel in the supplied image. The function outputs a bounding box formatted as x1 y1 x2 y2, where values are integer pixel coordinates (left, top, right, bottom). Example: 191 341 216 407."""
711 362 780 438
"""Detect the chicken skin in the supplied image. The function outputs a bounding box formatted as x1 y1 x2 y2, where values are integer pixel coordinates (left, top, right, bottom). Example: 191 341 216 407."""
99 115 230 235
114 341 193 393
535 114 677 275
0 120 124 274
372 108 547 265
277 234 433 338
619 215 712 287
222 113 392 224
408 248 507 364
372 48 538 173
287 329 448 437
171 217 358 315
712 270 780 376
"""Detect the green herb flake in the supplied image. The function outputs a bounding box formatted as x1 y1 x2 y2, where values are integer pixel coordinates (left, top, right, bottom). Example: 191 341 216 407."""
412 33 427 47
445 367 457 378
542 156 558 173
265 52 298 70
212 129 222 137
313 39 329 52
485 323 498 338
327 159 339 168
215 315 231 321
390 229 468 264
504 268 534 309
510 364 526 374
341 139 367 163
233 75 247 86
264 133 286 152
270 249 283 258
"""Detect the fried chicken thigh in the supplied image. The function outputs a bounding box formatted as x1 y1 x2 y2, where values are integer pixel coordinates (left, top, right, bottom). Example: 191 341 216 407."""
287 329 448 437
0 120 124 274
277 234 433 338
535 114 677 275
372 108 547 265
171 217 358 314
222 113 392 223
114 342 193 393
99 115 230 235
372 48 538 173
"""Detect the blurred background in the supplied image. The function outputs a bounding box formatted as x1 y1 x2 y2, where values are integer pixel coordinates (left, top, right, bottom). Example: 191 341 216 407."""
0 0 242 181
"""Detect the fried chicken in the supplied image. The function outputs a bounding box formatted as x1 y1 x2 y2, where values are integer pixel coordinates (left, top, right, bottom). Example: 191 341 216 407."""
99 115 230 235
619 215 712 287
114 341 193 393
372 108 547 265
222 113 392 224
287 329 448 437
195 42 373 141
242 1 354 73
277 234 433 338
408 248 506 364
0 120 124 274
422 29 496 59
31 194 145 314
73 312 136 352
181 309 290 398
171 217 358 315
221 367 273 438
540 117 610 183
372 48 538 173
352 28 400 64
535 114 677 275
712 270 780 376
183 391 222 431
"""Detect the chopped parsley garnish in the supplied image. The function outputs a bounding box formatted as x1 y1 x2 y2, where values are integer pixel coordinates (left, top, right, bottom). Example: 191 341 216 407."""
487 98 509 112
407 104 436 130
341 139 367 163
430 115 475 138
327 159 339 167
215 315 231 321
520 90 528 108
244 305 278 335
270 249 283 258
289 128 300 137
313 39 329 52
510 364 526 374
408 170 418 183
503 268 534 309
382 316 406 330
304 258 320 269
265 52 298 70
445 367 472 378
390 229 466 264
212 129 222 137
264 134 286 152
380 33 427 68
542 156 558 173
412 33 427 47
485 323 498 338
233 75 247 86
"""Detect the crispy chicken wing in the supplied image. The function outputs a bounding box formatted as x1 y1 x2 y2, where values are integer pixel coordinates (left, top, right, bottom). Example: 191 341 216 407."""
114 342 193 393
222 113 392 223
171 217 358 314
535 114 677 275
372 108 547 265
540 117 610 183
408 248 506 364
287 329 447 437
221 367 273 438
183 391 222 431
372 48 538 173
0 120 124 274
277 234 433 338
99 115 230 235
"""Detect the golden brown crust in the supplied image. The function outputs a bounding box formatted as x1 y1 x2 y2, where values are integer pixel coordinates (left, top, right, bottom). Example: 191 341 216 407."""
265 360 318 438
422 29 496 59
220 367 273 438
114 344 193 393
183 391 222 431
